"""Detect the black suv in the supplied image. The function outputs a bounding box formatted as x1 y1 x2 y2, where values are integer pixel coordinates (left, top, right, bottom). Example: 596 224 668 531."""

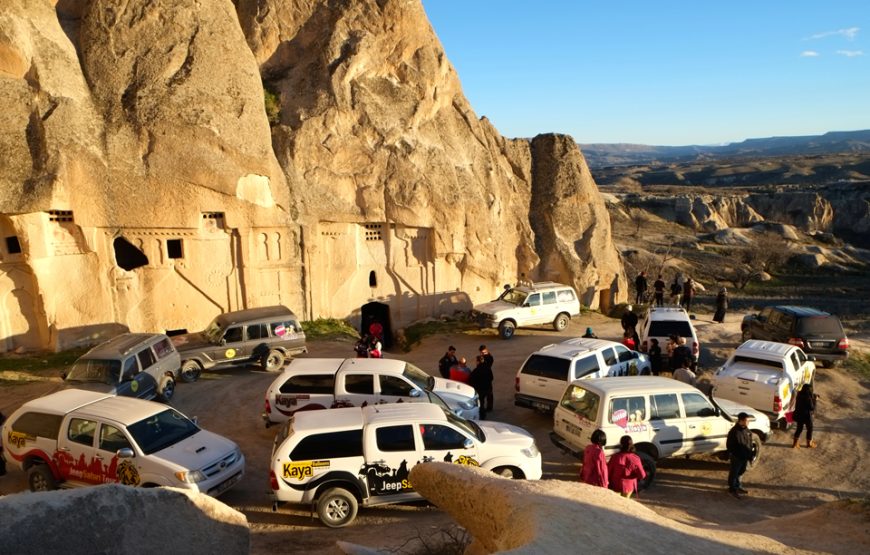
741 306 849 367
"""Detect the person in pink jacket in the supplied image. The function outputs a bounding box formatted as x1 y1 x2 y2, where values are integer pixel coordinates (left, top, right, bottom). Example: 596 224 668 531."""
581 429 608 488
607 435 646 498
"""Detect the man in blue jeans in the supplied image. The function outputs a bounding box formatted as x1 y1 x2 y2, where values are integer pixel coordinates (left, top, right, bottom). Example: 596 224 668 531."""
726 412 754 499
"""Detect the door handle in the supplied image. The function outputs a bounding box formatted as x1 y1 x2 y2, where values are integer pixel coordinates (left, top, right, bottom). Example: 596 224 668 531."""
652 428 661 432
688 425 697 429
58 447 70 452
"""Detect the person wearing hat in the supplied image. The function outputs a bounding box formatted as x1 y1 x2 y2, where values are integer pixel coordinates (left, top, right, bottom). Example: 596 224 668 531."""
726 412 754 499
438 346 457 379
582 327 598 339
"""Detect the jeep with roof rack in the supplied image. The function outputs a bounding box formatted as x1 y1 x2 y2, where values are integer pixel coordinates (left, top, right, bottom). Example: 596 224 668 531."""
471 282 581 339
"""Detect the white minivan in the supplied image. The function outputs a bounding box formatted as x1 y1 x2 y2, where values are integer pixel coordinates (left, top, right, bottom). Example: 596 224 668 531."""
515 338 651 413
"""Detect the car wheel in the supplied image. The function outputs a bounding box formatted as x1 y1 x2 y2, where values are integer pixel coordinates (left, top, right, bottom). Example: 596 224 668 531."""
262 349 286 372
553 313 569 332
493 466 524 479
158 375 176 403
316 487 358 528
180 360 201 383
741 328 752 342
821 360 834 369
27 465 57 492
498 320 516 340
749 432 763 466
636 451 656 490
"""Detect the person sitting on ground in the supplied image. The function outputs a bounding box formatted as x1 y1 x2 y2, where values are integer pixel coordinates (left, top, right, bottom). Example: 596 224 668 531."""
581 429 608 488
582 327 598 339
673 359 697 387
607 435 646 499
449 357 471 383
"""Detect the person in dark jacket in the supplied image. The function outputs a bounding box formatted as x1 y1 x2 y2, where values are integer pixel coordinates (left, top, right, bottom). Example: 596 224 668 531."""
470 355 494 419
621 305 638 334
634 272 648 305
682 278 696 311
648 338 663 376
477 345 494 413
670 336 691 371
653 275 666 307
792 383 817 449
438 346 457 379
713 287 729 323
726 412 755 498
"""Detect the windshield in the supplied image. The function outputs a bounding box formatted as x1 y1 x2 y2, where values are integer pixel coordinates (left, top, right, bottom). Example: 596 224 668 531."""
127 409 200 455
559 385 601 422
497 288 527 306
403 363 435 390
202 319 224 344
424 390 453 413
796 316 844 335
443 407 485 441
65 359 121 385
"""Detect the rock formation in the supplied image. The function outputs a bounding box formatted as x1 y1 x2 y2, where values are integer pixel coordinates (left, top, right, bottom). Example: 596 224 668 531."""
0 484 250 554
0 0 624 352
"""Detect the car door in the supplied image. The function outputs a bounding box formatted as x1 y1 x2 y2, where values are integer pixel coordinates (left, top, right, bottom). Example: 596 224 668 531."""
649 393 686 457
540 290 559 324
601 347 620 376
245 322 271 362
680 392 726 454
571 354 603 380
97 422 140 486
113 356 146 398
376 374 423 405
751 308 773 340
56 417 104 485
211 326 248 366
419 422 479 467
522 293 543 325
131 348 159 399
339 373 376 407
362 423 421 501
613 345 642 376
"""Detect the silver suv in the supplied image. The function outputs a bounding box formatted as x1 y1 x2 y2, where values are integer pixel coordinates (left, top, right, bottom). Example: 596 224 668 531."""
472 282 581 339
62 333 180 403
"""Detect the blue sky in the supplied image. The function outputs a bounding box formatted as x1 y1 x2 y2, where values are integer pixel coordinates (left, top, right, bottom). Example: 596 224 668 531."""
421 1 869 145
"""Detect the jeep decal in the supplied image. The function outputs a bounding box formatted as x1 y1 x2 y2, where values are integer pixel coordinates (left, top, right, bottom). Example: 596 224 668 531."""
117 459 141 486
360 460 413 495
7 430 32 448
282 460 330 481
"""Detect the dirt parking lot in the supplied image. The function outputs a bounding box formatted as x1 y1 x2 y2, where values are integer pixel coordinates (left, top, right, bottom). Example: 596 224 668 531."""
2 311 868 553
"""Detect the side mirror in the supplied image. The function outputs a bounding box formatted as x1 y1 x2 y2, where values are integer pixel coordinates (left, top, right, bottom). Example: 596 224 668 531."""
409 389 422 398
504 284 511 291
806 355 817 362
191 416 199 426
220 338 227 346
117 448 135 459
60 371 67 380
463 438 474 449
522 303 530 308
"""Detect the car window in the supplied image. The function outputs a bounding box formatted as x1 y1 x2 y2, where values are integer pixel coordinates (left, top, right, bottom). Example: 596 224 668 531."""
10 412 63 439
609 396 646 424
774 312 795 331
682 393 716 417
573 355 601 379
152 338 174 359
795 316 843 335
520 355 570 381
602 348 618 366
650 394 680 420
557 289 576 302
99 424 131 453
759 307 773 321
526 293 541 307
68 418 97 447
380 375 414 397
732 356 783 370
648 321 694 338
290 430 363 460
420 424 468 450
136 348 156 371
121 357 139 381
279 374 335 394
223 327 243 343
375 425 416 452
559 385 601 421
270 320 299 337
789 352 800 370
616 345 635 363
247 323 269 340
542 291 556 305
345 374 374 395
795 349 807 365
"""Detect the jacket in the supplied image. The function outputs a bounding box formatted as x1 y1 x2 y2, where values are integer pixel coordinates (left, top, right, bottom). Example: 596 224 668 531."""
469 363 494 393
607 452 646 495
726 424 754 461
793 387 816 423
581 444 608 488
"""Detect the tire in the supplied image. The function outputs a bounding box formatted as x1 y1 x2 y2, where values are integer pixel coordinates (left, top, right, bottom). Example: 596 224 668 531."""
498 320 516 340
749 432 763 466
180 360 201 383
316 487 358 528
27 464 57 492
553 313 569 332
821 360 834 369
493 466 524 479
157 375 176 403
262 349 286 372
636 451 656 490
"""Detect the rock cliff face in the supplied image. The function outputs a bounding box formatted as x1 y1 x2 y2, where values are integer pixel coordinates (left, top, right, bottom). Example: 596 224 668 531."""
0 0 624 352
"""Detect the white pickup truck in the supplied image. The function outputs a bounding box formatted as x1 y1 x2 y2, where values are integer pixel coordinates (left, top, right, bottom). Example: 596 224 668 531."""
261 358 480 427
270 403 542 527
712 340 816 428
1 389 244 496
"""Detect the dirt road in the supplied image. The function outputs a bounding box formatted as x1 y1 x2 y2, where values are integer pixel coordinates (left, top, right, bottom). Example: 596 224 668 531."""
2 311 868 554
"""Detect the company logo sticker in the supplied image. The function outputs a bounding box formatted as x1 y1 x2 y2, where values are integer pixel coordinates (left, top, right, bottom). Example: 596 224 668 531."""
225 348 237 359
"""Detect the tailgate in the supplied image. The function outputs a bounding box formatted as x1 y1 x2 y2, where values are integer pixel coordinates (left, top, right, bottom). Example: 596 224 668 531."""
714 372 775 412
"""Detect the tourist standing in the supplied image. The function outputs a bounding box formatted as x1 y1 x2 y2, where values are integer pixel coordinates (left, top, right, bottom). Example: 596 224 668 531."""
648 338 663 376
653 275 666 307
470 355 494 419
713 287 729 323
477 345 495 413
682 278 696 311
608 435 646 498
635 272 648 305
581 429 609 488
621 305 638 335
792 383 818 449
670 278 682 306
438 346 458 379
726 412 754 499
449 357 472 383
673 359 697 387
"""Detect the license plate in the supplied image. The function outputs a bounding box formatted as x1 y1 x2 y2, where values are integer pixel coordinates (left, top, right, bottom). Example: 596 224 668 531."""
210 472 242 496
533 402 550 411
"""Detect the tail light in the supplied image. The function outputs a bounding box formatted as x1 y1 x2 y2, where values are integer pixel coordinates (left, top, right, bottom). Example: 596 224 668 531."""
837 338 849 350
515 376 520 392
692 341 699 355
773 395 782 412
788 337 805 348
264 399 272 415
269 469 279 490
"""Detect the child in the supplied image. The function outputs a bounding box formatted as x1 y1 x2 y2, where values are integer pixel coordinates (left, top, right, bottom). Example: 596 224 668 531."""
581 429 608 488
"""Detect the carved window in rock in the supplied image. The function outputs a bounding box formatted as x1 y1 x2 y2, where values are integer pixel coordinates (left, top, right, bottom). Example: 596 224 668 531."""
5 236 22 255
166 239 184 259
257 232 282 262
364 223 383 241
201 212 225 231
48 210 74 223
113 237 149 271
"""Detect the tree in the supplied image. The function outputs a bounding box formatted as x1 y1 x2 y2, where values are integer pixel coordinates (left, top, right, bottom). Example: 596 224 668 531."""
628 207 649 237
726 233 793 289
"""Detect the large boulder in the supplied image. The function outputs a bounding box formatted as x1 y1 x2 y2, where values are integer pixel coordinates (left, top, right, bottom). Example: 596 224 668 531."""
0 485 249 554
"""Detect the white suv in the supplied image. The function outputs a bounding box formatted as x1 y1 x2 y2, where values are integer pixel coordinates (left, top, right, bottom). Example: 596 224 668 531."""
551 377 770 487
639 307 700 364
472 282 581 339
515 338 651 413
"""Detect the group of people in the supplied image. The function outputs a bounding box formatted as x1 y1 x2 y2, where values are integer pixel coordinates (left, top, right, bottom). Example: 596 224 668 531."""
438 345 495 419
636 271 731 322
353 333 383 358
581 431 647 498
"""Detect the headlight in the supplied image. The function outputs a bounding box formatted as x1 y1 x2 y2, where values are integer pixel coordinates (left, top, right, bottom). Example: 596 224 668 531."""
175 469 207 484
521 444 540 458
458 398 478 410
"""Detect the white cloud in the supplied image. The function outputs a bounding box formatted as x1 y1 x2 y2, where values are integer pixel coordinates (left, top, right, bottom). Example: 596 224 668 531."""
800 50 820 57
836 49 864 57
806 27 860 40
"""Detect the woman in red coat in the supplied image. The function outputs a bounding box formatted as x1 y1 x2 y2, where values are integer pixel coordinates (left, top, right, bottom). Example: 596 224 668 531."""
581 429 608 488
607 435 646 498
